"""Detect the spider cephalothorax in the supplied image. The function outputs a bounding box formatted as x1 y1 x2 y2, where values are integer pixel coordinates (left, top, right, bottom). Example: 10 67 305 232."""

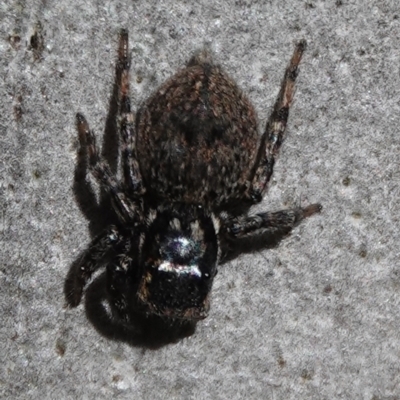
67 30 321 325
136 204 219 320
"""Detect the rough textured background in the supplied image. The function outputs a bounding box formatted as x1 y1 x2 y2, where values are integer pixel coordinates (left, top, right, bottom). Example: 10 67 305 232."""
1 0 400 399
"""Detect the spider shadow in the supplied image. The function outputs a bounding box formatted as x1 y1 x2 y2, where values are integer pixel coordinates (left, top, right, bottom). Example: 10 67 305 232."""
83 274 196 348
66 53 197 347
64 259 197 348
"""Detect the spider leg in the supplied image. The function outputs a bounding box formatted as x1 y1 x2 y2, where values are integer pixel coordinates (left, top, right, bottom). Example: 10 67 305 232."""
250 40 307 201
223 203 321 239
66 225 124 307
76 113 138 222
107 254 132 324
117 29 143 193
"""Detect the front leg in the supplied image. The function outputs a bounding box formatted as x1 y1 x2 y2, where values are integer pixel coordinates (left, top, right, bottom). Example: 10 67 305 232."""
106 254 133 324
223 204 321 239
66 226 124 307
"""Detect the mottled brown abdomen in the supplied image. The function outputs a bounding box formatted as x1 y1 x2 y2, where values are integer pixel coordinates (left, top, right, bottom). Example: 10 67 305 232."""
136 62 260 209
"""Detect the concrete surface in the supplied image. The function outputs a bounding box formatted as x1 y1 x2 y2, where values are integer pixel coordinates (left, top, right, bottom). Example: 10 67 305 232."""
1 0 399 398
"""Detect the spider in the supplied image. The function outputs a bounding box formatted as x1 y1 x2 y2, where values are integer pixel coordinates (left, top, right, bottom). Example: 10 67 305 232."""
68 29 321 323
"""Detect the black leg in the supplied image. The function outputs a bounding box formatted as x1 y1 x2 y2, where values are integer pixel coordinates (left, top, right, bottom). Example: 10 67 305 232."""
76 113 138 222
107 253 133 324
67 226 123 307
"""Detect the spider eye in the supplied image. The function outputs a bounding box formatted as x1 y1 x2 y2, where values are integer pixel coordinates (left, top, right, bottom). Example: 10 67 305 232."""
158 235 202 277
163 236 199 264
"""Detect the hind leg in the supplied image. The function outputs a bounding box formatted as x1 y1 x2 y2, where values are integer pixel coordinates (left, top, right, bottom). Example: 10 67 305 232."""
250 40 307 201
116 29 143 194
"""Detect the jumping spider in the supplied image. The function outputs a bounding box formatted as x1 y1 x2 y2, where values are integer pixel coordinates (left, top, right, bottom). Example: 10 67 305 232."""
68 30 321 323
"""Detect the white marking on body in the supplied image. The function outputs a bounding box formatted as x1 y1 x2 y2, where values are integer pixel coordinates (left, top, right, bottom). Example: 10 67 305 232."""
170 218 181 230
211 213 220 234
190 220 204 242
146 208 157 224
158 261 202 277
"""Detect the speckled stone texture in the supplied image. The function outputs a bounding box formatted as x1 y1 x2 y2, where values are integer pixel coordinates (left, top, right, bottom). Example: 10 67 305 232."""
1 1 399 399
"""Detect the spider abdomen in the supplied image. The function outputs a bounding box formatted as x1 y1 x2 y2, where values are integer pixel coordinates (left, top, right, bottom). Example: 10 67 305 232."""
136 62 260 208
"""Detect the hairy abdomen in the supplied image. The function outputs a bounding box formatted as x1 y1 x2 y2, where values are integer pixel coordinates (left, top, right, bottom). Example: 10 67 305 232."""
136 63 260 208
